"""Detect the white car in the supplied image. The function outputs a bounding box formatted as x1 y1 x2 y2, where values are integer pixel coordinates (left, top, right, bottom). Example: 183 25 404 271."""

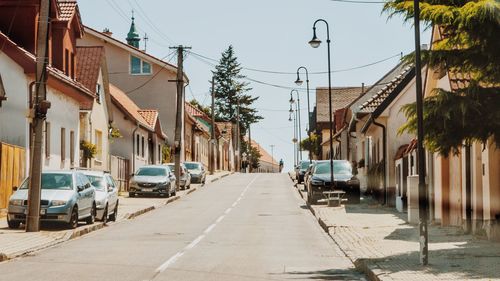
82 171 119 223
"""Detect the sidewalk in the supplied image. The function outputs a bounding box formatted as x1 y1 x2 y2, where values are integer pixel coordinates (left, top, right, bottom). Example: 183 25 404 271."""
0 170 233 262
293 181 500 281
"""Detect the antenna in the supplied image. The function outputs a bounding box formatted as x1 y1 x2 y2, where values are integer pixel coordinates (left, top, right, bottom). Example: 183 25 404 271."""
143 33 149 51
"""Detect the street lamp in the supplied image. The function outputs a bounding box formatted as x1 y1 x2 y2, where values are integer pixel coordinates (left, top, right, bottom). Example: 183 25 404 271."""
290 90 302 161
309 19 335 189
295 66 312 163
289 108 298 166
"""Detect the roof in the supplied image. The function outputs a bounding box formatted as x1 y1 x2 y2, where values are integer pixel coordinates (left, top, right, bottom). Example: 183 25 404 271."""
137 110 158 127
76 46 104 93
56 0 77 21
358 65 415 115
83 26 188 82
185 101 208 119
109 83 155 131
249 140 278 165
316 87 364 123
0 31 94 107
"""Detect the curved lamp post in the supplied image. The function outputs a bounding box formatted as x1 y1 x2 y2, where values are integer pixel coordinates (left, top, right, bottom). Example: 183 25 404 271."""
288 105 298 166
290 90 302 161
309 19 334 188
295 66 312 163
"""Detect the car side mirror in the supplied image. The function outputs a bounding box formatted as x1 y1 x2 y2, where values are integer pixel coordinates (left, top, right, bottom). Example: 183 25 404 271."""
130 173 134 177
12 186 18 191
77 185 84 192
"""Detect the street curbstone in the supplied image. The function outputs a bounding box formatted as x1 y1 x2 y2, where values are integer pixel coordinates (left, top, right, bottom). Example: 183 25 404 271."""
186 187 197 195
69 223 105 239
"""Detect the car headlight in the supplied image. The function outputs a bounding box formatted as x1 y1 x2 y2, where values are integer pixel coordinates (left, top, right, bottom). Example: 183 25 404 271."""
51 200 67 207
96 199 106 207
10 199 24 206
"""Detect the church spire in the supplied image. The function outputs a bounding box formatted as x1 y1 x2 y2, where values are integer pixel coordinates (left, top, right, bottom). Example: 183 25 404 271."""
126 11 140 48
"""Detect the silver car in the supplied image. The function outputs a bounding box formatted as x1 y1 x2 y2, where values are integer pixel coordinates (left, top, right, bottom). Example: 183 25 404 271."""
82 171 119 223
128 165 176 197
7 170 96 229
165 163 191 190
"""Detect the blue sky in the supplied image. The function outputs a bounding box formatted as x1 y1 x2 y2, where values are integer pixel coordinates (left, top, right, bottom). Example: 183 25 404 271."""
78 0 430 171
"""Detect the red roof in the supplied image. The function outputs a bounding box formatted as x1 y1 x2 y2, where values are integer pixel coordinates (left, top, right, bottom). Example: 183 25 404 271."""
56 0 77 21
249 140 278 165
76 46 104 93
138 110 159 127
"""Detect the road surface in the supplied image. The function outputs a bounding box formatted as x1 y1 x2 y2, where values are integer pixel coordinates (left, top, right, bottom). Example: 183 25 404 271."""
0 174 363 281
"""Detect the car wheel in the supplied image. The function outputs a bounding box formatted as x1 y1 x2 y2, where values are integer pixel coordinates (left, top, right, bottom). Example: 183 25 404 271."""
172 185 176 196
7 217 20 229
129 192 135 198
68 207 78 229
102 205 108 224
109 202 118 222
86 203 96 225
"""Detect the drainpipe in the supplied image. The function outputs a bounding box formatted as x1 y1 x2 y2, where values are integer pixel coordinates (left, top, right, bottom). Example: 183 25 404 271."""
87 112 93 169
131 122 140 173
371 116 387 205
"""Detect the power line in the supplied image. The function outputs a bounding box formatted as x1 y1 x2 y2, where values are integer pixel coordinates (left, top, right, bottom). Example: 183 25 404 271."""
125 50 177 94
130 0 176 45
188 50 401 75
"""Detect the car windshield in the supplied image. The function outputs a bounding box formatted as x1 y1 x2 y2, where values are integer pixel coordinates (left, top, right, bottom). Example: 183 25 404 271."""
314 162 352 175
86 175 106 191
185 163 201 170
20 174 73 190
136 167 167 176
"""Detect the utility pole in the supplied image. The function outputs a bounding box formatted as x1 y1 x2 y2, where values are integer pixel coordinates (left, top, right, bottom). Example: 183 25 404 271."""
169 45 191 191
412 0 429 265
26 0 51 232
270 144 275 173
209 75 215 175
236 101 241 172
248 124 252 173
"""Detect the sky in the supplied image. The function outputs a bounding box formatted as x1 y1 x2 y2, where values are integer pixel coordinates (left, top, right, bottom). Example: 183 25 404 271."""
78 0 430 172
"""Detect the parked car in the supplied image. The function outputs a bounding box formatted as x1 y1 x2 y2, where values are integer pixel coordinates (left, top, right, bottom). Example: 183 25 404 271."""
129 165 176 197
165 163 191 190
303 161 316 187
82 171 119 223
306 160 360 204
7 170 96 229
184 162 206 184
296 160 313 184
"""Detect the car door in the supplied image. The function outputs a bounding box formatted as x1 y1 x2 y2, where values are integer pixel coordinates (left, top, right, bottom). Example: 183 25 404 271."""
77 173 93 216
74 173 87 217
105 175 118 210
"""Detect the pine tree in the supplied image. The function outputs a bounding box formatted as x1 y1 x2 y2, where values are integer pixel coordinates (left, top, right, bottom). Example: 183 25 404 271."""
211 45 263 135
384 0 500 156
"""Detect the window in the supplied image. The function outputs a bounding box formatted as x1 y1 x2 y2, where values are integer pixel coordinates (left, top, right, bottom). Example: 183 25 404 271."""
136 134 140 155
45 122 50 158
95 130 102 161
96 83 102 104
61 127 66 162
130 55 152 75
141 136 145 157
158 144 161 162
64 49 69 75
70 131 75 166
0 74 6 107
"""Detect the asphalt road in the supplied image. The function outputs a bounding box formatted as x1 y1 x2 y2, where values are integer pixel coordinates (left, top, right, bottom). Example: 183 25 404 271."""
0 174 364 281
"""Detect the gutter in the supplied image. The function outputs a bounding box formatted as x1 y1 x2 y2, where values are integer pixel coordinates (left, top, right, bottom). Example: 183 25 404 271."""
368 116 388 206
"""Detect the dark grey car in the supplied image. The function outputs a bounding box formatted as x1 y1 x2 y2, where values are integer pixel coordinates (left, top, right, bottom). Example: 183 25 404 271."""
184 162 206 184
128 165 176 197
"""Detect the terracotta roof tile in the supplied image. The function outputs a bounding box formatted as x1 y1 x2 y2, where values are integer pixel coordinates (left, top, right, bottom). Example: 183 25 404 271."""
76 46 104 93
358 65 414 114
316 87 364 123
56 0 77 21
138 110 158 127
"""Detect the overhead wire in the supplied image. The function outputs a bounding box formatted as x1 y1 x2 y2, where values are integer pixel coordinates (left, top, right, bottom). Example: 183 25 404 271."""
125 50 177 94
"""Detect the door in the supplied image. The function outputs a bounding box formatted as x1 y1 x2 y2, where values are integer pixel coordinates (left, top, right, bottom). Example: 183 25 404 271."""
105 175 118 210
77 173 93 217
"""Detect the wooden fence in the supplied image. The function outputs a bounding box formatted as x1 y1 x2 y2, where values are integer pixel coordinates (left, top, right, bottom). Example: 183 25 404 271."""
110 155 130 193
0 142 26 212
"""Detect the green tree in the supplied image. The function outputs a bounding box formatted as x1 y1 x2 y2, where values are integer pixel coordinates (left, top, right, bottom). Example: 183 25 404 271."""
241 140 262 169
300 133 321 157
212 45 263 135
384 0 500 156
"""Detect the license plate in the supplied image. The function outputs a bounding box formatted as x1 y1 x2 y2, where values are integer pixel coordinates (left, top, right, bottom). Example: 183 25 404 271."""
142 188 153 192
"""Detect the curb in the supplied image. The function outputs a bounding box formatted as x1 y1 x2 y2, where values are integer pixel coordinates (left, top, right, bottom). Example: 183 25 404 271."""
292 181 382 281
0 172 234 263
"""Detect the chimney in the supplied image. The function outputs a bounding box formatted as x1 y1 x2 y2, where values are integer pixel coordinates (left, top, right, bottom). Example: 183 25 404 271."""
102 28 113 37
